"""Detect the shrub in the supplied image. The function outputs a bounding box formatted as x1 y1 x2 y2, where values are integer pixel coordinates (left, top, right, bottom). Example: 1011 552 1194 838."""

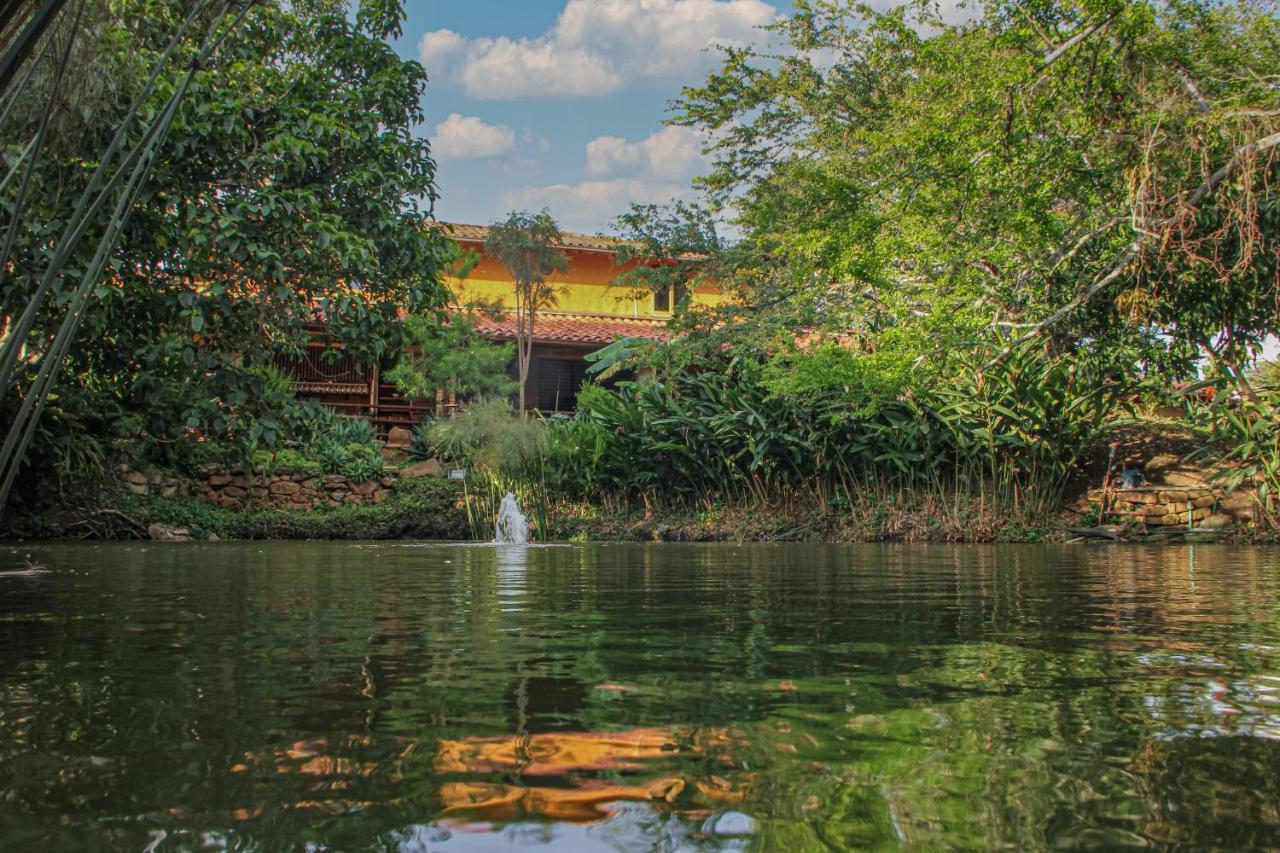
342 443 386 483
329 416 376 447
408 422 434 461
428 398 544 474
563 345 1126 517
252 448 322 476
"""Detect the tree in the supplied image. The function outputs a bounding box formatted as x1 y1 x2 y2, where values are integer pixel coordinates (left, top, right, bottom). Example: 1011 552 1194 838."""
484 209 569 412
665 0 1280 390
610 201 721 318
388 308 516 410
0 0 452 495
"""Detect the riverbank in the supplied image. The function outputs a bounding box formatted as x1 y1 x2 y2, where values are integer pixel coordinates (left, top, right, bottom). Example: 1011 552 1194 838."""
2 477 1260 545
0 417 1263 544
2 477 470 542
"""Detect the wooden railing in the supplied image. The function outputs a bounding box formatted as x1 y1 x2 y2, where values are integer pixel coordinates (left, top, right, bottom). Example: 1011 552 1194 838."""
274 346 429 435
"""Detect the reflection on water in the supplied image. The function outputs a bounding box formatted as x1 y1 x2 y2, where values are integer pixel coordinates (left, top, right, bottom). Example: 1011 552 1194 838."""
2 541 1280 848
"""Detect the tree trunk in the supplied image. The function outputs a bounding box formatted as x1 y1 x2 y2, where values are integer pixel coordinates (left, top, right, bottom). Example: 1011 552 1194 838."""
515 283 532 414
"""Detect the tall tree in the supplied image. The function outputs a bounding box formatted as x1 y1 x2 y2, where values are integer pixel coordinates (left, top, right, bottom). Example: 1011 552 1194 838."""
663 0 1280 390
484 210 568 413
0 0 452 498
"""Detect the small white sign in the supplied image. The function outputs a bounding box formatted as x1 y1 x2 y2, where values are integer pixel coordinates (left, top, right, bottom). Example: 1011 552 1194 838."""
448 468 466 481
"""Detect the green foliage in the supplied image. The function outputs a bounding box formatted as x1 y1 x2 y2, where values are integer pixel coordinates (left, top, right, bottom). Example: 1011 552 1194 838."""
0 0 451 497
662 0 1280 383
1203 396 1280 528
253 448 323 477
760 332 934 419
387 310 516 404
428 398 544 476
281 400 341 448
1250 361 1280 394
246 410 382 481
327 416 376 448
127 476 466 540
584 336 656 382
484 209 570 411
484 210 570 290
424 398 570 540
407 422 433 462
610 201 721 312
554 343 1126 518
342 443 386 483
311 439 382 482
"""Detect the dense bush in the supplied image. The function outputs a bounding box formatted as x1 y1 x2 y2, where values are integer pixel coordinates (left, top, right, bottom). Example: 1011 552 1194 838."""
127 477 466 541
422 343 1126 535
252 401 385 482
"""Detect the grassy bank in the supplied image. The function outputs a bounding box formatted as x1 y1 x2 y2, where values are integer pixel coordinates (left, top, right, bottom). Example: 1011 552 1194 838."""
3 477 469 542
2 489 1059 544
3 482 1260 545
0 415 1261 545
543 491 1059 543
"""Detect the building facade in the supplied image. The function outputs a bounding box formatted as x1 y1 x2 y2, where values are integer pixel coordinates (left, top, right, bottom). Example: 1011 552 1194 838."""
277 224 726 431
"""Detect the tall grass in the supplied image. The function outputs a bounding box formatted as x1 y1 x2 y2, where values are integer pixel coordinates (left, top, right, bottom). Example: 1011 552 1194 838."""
428 399 552 540
560 347 1124 521
427 348 1126 538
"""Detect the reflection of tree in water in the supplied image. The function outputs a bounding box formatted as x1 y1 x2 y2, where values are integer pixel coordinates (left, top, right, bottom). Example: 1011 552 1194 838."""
1129 735 1280 847
4 542 1280 848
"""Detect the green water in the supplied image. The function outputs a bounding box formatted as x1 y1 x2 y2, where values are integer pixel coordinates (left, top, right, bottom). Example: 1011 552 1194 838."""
2 542 1280 850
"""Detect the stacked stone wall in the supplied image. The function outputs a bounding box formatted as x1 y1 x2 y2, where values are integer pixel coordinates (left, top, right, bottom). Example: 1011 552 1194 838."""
196 467 397 509
1076 484 1254 529
118 465 402 510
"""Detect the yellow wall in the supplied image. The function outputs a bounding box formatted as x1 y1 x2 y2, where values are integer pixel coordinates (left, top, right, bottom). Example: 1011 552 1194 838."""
448 245 730 317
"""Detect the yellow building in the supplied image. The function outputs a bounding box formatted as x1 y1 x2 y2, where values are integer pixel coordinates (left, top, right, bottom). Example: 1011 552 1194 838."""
278 223 727 429
445 223 727 412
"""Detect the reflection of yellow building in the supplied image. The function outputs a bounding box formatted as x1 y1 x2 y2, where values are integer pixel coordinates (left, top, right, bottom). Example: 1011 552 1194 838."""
434 726 745 825
446 224 729 412
434 727 680 776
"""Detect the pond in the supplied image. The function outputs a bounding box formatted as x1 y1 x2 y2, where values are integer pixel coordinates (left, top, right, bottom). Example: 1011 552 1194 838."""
2 541 1280 849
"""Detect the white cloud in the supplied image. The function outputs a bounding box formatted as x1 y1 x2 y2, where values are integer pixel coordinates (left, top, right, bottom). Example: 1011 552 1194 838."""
419 0 776 99
501 126 710 231
585 126 707 181
429 113 516 162
500 178 696 232
521 128 553 153
585 135 643 176
418 29 468 79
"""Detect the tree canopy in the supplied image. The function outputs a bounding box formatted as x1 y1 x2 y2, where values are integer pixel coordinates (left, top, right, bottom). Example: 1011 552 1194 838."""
627 0 1279 395
484 209 569 412
0 0 452 482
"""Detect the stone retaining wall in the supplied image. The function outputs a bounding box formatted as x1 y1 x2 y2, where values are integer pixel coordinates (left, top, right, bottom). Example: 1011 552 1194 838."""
1076 484 1254 529
196 466 397 509
118 459 446 512
119 465 191 499
120 464 399 510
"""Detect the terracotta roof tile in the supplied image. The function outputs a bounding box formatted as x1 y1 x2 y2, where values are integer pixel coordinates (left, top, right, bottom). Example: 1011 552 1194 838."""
442 222 633 254
473 311 671 346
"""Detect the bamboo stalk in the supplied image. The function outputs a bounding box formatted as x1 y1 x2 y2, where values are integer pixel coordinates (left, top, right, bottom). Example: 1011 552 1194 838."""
0 0 217 397
0 2 240 509
0 0 84 293
0 0 67 95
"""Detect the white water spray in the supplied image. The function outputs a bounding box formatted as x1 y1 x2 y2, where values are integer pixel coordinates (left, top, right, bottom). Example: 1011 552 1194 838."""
493 492 529 544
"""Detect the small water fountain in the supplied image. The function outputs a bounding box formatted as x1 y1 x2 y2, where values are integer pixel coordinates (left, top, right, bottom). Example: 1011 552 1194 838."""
493 492 529 545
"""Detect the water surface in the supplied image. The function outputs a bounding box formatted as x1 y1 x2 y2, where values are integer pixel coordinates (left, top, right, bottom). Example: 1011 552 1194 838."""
2 541 1280 849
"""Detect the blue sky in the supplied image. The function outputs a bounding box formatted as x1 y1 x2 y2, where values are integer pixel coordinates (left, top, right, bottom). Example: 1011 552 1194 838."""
391 0 781 234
